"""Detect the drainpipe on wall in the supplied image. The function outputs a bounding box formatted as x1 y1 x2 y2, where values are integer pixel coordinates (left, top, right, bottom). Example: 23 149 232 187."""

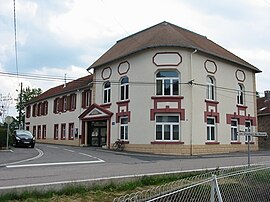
190 49 197 156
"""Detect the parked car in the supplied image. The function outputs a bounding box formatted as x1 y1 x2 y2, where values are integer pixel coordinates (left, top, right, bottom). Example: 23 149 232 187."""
13 130 35 148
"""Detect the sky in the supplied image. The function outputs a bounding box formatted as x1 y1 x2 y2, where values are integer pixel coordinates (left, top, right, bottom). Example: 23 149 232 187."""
0 0 270 120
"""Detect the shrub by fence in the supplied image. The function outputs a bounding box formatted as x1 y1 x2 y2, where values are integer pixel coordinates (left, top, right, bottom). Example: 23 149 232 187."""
0 128 8 149
114 163 270 202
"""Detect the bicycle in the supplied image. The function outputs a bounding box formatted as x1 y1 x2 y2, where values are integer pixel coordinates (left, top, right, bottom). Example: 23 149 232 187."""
112 139 125 151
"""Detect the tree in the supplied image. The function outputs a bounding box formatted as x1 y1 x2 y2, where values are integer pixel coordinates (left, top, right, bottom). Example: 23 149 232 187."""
16 86 42 129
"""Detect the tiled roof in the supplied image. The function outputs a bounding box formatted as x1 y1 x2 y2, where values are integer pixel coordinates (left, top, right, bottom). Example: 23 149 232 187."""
257 97 270 115
26 74 93 105
88 21 261 73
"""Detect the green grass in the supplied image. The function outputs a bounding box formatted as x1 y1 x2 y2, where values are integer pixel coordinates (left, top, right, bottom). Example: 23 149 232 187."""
0 171 203 202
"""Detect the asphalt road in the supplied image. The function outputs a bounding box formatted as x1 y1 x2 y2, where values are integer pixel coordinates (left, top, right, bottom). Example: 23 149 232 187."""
0 143 270 193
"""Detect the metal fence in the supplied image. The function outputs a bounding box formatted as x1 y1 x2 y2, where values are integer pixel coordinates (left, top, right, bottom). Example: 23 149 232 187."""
113 163 270 202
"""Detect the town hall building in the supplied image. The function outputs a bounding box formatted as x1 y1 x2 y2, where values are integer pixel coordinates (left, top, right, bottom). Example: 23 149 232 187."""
25 22 261 155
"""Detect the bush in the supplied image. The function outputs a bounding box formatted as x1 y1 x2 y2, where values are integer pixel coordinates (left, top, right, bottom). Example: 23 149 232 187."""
0 127 8 148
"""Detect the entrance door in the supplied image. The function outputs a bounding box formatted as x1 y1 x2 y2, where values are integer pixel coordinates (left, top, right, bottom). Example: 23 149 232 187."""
88 121 107 147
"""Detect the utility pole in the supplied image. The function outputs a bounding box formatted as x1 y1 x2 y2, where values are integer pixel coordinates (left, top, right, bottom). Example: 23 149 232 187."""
19 82 23 129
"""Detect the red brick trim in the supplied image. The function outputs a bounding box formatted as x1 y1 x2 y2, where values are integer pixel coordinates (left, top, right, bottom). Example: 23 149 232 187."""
226 104 256 126
116 100 131 123
151 141 184 144
204 99 220 123
205 142 220 145
150 96 185 121
100 103 112 108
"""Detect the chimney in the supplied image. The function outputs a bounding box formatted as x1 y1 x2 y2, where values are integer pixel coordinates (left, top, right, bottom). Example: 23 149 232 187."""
265 90 270 100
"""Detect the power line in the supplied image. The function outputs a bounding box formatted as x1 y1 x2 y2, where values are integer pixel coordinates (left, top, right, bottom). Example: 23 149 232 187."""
13 0 19 79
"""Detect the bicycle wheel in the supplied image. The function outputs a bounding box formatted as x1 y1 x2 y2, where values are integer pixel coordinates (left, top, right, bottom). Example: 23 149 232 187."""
119 143 125 151
112 142 118 150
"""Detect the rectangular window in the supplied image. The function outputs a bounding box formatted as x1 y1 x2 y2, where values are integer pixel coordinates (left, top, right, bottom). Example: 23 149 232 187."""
231 119 238 141
61 123 66 140
207 117 216 141
54 124 59 140
42 125 46 139
70 94 76 110
69 123 74 140
56 98 60 113
155 115 180 141
33 126 36 138
120 117 128 140
245 121 253 142
37 125 41 139
63 97 67 112
26 106 31 118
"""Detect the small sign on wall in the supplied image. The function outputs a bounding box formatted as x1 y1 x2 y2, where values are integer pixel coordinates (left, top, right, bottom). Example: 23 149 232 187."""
112 122 116 126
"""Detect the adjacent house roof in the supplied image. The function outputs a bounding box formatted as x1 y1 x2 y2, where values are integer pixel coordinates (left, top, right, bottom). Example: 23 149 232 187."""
26 74 93 105
88 21 261 73
257 95 270 116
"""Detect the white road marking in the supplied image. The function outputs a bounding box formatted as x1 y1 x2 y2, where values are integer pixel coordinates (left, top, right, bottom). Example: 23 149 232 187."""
46 145 58 149
63 149 75 153
79 152 104 162
0 164 250 191
2 148 44 167
6 159 104 168
79 152 93 158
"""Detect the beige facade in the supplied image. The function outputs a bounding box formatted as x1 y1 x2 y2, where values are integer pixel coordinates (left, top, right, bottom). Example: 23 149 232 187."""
25 22 260 155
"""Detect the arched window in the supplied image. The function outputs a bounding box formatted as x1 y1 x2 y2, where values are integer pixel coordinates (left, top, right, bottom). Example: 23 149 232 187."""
103 81 111 104
120 77 129 101
156 71 179 96
237 84 244 105
207 76 215 100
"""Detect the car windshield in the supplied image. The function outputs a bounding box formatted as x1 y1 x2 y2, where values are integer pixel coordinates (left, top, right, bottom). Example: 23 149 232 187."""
16 130 33 138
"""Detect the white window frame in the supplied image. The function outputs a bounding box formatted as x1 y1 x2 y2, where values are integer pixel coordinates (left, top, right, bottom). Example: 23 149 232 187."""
103 81 111 104
245 120 253 142
207 117 216 142
85 90 91 107
237 84 245 105
231 119 239 142
207 76 215 101
63 96 67 112
155 115 180 141
156 71 179 96
120 117 128 141
71 94 76 110
69 123 74 140
120 77 129 101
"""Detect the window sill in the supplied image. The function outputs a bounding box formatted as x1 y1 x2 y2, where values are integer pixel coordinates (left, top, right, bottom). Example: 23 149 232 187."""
245 142 255 144
151 141 184 144
120 141 129 144
151 96 184 99
231 142 241 144
205 142 220 145
100 103 112 108
236 104 247 109
205 99 219 104
116 100 130 104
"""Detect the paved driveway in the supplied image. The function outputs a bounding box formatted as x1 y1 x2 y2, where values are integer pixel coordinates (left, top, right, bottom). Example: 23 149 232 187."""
0 143 270 194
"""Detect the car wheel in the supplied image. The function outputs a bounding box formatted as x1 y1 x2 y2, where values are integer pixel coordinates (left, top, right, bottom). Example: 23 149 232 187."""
30 144 35 148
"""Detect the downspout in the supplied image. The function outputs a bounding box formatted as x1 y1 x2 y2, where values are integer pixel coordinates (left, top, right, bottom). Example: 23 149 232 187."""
190 49 197 156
